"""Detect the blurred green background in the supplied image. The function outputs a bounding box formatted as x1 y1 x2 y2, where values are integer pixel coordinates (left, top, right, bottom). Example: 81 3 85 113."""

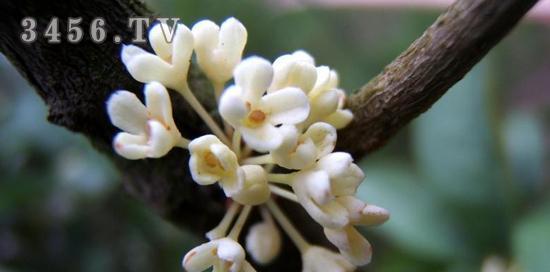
0 0 548 271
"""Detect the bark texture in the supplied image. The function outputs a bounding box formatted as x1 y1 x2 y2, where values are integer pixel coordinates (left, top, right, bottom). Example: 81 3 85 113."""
0 0 225 233
0 0 539 271
338 0 539 157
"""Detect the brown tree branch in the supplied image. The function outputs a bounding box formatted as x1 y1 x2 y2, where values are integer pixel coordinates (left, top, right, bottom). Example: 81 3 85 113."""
0 0 540 270
337 0 539 157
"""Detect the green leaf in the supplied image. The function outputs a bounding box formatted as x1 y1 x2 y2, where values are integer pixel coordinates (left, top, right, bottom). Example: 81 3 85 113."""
512 201 550 272
410 62 500 206
358 158 466 261
502 111 545 196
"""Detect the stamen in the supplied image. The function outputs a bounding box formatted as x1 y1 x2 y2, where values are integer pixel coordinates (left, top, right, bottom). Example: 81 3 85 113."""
248 110 266 123
204 152 219 168
266 199 310 253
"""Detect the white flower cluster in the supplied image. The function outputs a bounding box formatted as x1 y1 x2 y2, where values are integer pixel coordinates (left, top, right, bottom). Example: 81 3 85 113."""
107 17 388 272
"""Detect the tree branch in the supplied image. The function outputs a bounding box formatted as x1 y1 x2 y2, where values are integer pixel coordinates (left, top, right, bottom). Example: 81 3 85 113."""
0 0 539 270
337 0 539 157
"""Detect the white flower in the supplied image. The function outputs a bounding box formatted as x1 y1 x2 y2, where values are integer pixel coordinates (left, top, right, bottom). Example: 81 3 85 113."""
188 135 242 196
291 152 365 228
245 211 281 264
183 237 251 272
315 152 364 197
301 246 355 272
107 82 181 159
269 50 317 93
323 226 372 266
192 17 247 85
231 165 271 205
219 57 310 152
300 67 341 127
121 22 193 90
322 89 353 129
271 122 336 170
292 170 350 229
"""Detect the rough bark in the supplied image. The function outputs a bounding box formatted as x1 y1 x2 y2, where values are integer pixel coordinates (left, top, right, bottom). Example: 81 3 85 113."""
0 0 539 270
0 0 225 233
338 0 540 157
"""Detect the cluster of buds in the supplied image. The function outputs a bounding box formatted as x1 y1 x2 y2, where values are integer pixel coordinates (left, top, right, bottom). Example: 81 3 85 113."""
107 17 389 272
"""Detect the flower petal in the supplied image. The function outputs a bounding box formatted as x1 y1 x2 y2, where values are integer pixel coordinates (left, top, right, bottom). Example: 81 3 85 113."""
292 171 349 228
303 122 337 158
192 19 219 55
189 155 220 185
310 89 340 119
217 238 245 272
171 23 194 73
144 82 174 126
270 52 317 92
146 120 175 158
324 109 354 129
219 86 248 127
331 163 364 197
271 125 316 170
216 17 247 80
234 56 273 104
302 246 355 272
148 23 172 61
188 134 223 153
113 132 148 160
359 204 390 226
231 165 270 205
316 152 353 176
337 196 390 226
324 226 372 266
260 87 310 125
121 44 175 86
107 90 148 134
240 123 282 152
182 240 219 272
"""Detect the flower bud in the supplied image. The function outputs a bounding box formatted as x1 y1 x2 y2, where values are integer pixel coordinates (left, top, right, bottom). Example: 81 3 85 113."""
245 215 281 264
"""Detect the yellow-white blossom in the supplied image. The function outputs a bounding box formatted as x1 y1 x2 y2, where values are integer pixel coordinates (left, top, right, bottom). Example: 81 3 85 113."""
301 246 355 272
192 17 247 85
271 122 337 170
292 170 350 229
231 165 270 205
182 237 253 272
269 50 317 93
322 89 353 129
219 57 310 151
188 135 242 196
112 16 387 272
291 152 365 228
121 22 193 90
107 82 181 159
